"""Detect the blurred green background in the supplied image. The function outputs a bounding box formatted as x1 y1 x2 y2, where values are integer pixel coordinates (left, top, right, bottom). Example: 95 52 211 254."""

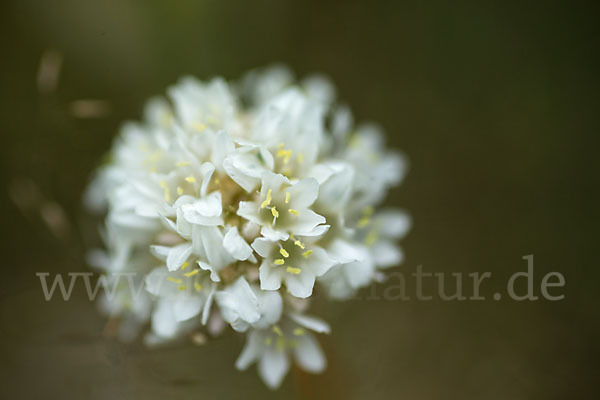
1 0 598 399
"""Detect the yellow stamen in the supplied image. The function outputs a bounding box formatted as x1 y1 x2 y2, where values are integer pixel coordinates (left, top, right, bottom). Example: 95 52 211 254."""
363 206 374 216
181 261 189 270
167 277 182 284
294 240 305 249
271 207 279 218
302 250 313 258
285 192 290 204
276 149 292 164
358 217 370 228
184 269 199 277
192 122 207 132
185 176 196 183
279 248 289 258
286 267 301 275
177 285 187 291
297 153 304 163
159 180 170 202
274 259 285 265
288 209 299 216
265 337 272 346
194 282 203 291
177 186 184 195
365 230 379 246
272 325 283 336
175 161 190 167
276 336 286 351
293 328 306 336
261 189 272 209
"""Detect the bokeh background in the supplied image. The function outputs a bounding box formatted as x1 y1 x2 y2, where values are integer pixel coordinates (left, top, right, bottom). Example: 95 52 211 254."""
1 1 598 399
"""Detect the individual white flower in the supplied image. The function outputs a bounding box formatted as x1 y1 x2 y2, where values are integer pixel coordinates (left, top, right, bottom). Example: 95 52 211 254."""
237 172 327 241
215 276 283 332
252 236 333 298
235 313 330 389
85 65 409 389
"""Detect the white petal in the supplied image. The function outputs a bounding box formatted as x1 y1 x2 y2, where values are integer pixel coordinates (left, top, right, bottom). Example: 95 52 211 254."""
289 210 326 235
145 267 167 296
151 299 178 338
198 261 221 282
215 277 260 326
259 261 283 291
258 347 290 389
377 210 411 239
288 313 331 334
199 226 233 270
345 259 375 288
199 162 216 196
261 171 289 194
302 246 334 277
285 272 315 298
149 245 170 261
201 285 215 325
223 226 253 260
260 225 289 241
371 240 404 268
287 177 319 208
327 239 367 264
251 237 275 258
252 289 283 328
181 192 223 225
293 334 326 373
235 330 263 370
166 243 192 271
172 296 204 321
237 201 261 225
211 131 235 169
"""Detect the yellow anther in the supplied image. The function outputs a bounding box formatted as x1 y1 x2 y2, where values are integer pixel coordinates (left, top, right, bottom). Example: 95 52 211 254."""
365 230 379 246
177 186 184 195
192 122 207 132
265 337 272 346
261 189 272 209
181 261 189 270
293 328 306 336
279 248 289 258
185 176 196 183
274 259 285 265
206 115 219 125
160 180 170 202
302 250 313 258
214 178 220 185
276 149 292 164
194 282 203 291
358 217 370 228
177 285 187 291
271 207 279 218
167 277 182 284
286 267 301 275
363 206 374 216
184 269 199 277
272 325 283 336
285 192 290 204
297 153 304 163
294 240 305 249
276 336 286 351
277 143 285 149
288 209 299 216
175 161 190 167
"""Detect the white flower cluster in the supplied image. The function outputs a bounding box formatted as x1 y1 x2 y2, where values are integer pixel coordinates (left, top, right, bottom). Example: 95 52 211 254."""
86 65 410 389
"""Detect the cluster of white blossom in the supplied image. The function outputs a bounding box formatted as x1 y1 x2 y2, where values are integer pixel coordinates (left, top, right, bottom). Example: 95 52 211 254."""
85 65 410 389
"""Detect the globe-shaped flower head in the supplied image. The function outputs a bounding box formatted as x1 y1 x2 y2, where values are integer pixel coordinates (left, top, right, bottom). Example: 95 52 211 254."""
86 65 410 389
